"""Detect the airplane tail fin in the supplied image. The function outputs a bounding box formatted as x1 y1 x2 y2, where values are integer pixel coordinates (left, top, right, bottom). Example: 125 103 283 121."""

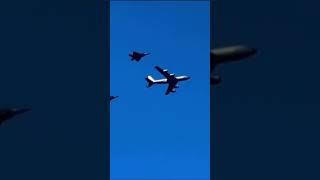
145 75 155 87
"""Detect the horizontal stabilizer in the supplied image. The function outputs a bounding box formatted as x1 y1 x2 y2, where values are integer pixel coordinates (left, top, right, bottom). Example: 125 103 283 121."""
145 76 155 87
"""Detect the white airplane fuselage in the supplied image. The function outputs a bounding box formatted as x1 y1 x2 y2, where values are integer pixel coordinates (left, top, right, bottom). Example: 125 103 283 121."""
152 75 190 85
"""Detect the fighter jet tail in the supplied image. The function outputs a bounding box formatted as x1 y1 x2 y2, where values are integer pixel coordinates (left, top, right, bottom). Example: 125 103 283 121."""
145 76 155 87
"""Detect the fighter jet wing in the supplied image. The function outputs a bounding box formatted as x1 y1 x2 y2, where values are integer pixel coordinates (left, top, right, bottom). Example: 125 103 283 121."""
110 96 119 101
132 51 139 56
155 66 171 79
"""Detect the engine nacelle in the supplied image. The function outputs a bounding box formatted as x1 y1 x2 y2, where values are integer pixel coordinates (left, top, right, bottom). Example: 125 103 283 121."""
170 73 175 77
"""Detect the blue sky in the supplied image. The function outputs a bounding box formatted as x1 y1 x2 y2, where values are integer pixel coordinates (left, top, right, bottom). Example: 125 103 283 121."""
110 1 210 179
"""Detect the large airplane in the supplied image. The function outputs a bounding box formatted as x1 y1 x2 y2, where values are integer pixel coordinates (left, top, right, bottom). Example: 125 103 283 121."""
0 108 31 125
145 66 191 95
129 51 150 62
211 45 257 85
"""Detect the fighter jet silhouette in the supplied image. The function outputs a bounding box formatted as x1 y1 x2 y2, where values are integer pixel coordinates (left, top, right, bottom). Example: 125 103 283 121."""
0 108 31 125
110 96 119 101
129 51 150 62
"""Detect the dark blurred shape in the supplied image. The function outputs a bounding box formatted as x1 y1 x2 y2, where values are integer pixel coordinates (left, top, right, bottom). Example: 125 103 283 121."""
0 108 31 125
129 51 150 62
211 45 257 85
110 96 119 101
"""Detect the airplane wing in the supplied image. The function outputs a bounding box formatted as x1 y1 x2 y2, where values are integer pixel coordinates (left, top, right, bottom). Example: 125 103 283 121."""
165 84 174 95
165 81 177 95
155 66 170 79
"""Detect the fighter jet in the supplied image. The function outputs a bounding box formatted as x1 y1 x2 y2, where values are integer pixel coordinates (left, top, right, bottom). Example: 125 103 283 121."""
211 45 257 85
110 96 119 101
0 108 31 125
145 66 190 95
129 51 150 62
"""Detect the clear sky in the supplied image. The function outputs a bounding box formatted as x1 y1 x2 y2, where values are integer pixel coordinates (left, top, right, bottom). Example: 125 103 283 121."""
110 1 210 179
213 0 320 179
